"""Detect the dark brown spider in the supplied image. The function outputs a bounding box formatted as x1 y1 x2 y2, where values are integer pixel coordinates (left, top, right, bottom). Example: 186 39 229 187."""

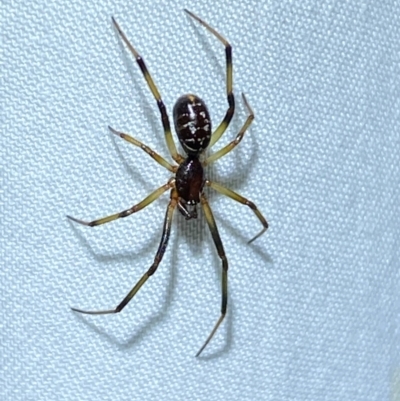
67 9 268 357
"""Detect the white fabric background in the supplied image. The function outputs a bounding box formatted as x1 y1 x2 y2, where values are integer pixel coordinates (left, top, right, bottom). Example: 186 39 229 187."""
2 0 399 400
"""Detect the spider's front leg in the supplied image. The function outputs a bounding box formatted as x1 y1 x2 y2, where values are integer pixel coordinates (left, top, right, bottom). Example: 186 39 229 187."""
112 17 183 164
184 9 235 148
108 126 177 173
204 93 254 166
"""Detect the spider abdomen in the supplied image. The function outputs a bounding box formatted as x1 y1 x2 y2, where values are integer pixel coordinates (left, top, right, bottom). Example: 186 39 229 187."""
175 157 204 204
173 94 212 156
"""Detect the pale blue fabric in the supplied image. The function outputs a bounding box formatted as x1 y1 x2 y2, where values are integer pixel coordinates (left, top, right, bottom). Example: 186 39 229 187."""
2 1 399 400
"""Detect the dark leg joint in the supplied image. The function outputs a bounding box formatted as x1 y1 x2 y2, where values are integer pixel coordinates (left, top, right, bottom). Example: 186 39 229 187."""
136 56 147 74
226 46 232 64
157 100 166 113
157 101 171 127
221 304 227 315
119 210 133 218
147 264 158 277
227 93 235 108
246 201 256 210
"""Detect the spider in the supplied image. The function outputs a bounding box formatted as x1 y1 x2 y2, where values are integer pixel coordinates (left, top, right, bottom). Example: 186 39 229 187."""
67 9 268 357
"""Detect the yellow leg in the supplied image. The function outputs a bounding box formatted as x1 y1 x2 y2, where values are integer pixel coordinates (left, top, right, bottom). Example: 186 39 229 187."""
205 180 268 243
112 17 182 163
109 126 177 173
184 10 234 148
71 189 178 315
196 193 228 357
204 94 254 166
67 180 174 227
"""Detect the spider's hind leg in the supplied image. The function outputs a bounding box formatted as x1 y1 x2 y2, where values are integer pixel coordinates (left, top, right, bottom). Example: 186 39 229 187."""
196 193 228 357
71 188 178 315
109 126 177 173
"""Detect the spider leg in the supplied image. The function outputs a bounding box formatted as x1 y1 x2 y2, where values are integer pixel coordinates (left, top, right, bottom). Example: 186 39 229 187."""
67 180 174 227
205 180 268 244
204 93 254 166
184 10 234 148
111 17 182 164
108 126 177 173
71 188 178 315
196 193 228 357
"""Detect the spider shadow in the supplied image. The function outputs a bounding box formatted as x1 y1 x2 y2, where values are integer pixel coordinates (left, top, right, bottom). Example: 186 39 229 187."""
197 236 235 360
207 102 258 190
185 13 225 90
171 147 263 359
195 129 270 358
197 306 234 361
211 207 273 265
169 208 233 358
68 212 179 352
191 207 272 359
67 215 163 264
192 191 272 360
108 130 173 196
120 228 179 352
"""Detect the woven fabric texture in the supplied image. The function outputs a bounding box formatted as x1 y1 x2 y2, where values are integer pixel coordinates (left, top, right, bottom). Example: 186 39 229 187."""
2 1 399 400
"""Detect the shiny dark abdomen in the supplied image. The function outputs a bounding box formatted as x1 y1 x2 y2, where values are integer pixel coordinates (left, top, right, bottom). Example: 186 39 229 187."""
173 94 212 156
